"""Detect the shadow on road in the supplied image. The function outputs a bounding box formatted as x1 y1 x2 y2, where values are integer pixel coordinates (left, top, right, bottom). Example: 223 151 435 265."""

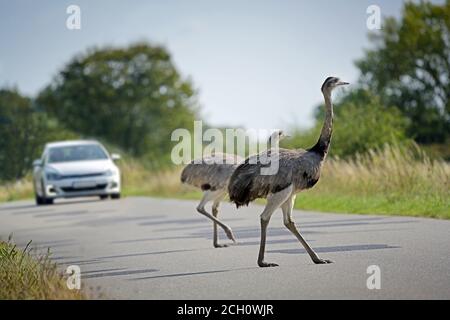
0 204 38 211
131 267 258 281
268 244 400 255
83 268 159 279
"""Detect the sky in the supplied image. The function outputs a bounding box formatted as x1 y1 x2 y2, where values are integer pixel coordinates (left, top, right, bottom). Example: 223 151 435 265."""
0 0 413 131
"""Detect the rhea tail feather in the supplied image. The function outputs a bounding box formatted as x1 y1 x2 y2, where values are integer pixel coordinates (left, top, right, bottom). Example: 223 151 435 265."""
228 162 272 208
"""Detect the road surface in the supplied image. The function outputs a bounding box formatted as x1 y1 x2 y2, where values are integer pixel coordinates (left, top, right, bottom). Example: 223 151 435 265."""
0 197 449 299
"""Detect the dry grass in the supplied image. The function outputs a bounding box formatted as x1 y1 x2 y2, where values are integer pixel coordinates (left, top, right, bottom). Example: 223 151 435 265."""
321 144 449 198
0 177 33 202
119 158 197 199
0 240 87 299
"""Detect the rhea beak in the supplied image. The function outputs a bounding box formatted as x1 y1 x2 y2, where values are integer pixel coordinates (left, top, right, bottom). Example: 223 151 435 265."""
337 81 350 86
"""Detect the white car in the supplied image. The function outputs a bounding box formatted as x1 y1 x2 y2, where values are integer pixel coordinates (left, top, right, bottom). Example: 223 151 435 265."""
33 140 121 205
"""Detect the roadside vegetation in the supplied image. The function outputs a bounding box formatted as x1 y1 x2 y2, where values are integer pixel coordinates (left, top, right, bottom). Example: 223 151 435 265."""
0 240 86 299
120 144 450 220
296 144 449 219
0 177 34 203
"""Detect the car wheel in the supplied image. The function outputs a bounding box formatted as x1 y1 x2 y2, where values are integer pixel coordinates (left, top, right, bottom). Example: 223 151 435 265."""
35 194 45 205
111 193 121 199
99 195 108 200
36 180 47 205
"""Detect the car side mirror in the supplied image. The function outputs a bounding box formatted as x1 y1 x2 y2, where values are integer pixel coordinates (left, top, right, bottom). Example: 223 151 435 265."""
33 159 43 167
111 153 121 161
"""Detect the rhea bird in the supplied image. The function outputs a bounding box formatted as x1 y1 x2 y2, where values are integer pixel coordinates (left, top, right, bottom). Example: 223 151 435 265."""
180 130 288 248
228 77 349 267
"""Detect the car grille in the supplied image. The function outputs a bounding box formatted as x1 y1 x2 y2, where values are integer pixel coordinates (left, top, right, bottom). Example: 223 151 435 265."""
61 172 104 179
61 184 107 193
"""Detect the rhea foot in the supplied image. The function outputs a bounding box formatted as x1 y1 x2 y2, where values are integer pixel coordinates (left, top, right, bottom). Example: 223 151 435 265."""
313 258 334 264
258 261 279 268
214 243 229 248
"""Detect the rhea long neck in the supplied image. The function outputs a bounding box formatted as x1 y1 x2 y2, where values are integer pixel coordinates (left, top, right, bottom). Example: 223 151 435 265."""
308 90 333 159
320 91 333 145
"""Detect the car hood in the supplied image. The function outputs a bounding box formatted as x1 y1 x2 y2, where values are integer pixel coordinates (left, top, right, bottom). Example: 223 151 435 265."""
46 160 114 175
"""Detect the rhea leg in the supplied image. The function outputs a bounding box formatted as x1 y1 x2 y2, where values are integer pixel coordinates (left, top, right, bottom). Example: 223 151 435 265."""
197 190 236 244
281 196 333 264
212 193 229 248
258 186 293 268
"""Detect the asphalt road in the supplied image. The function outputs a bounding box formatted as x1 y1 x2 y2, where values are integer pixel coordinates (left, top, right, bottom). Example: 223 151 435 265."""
0 197 449 299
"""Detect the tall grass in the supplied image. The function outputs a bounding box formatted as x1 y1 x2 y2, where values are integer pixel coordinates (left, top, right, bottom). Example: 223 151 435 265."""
1 144 448 219
296 144 450 218
119 158 195 199
0 240 86 299
322 144 448 197
119 143 449 219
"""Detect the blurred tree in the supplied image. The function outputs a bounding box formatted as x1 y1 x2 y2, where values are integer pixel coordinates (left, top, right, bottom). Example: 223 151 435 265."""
0 88 37 180
37 43 199 166
356 0 450 144
0 88 76 181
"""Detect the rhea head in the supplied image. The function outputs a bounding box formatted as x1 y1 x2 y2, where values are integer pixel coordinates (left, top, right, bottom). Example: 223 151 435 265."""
268 130 290 145
321 77 349 95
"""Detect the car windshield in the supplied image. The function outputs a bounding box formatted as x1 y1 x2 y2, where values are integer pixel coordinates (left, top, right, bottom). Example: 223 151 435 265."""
47 144 108 163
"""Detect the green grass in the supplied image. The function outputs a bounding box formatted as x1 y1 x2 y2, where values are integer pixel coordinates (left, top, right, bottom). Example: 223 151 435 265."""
0 240 86 299
294 192 448 219
124 188 449 219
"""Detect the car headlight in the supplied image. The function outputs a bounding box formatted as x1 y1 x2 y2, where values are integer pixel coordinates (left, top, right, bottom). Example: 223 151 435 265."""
46 172 61 181
103 169 115 177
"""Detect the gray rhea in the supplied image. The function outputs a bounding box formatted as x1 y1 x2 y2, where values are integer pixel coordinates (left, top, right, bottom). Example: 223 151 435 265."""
180 131 287 248
228 77 349 267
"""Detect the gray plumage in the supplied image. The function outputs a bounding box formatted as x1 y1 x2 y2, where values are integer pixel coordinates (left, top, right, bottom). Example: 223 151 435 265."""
180 153 243 247
181 153 243 192
181 130 287 193
229 148 322 207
